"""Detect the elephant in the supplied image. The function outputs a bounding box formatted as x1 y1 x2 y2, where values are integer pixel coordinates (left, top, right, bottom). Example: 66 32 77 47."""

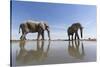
67 23 83 40
68 40 85 59
19 20 50 40
16 40 50 64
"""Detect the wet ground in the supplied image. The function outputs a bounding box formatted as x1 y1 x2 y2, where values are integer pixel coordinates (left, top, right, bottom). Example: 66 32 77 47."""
11 40 96 66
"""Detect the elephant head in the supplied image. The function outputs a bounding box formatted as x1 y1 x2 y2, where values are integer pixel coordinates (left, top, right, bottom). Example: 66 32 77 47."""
38 22 46 31
44 23 50 40
37 22 50 40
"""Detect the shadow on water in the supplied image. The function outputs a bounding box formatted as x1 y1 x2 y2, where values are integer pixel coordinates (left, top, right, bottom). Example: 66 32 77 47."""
16 40 50 65
68 40 85 59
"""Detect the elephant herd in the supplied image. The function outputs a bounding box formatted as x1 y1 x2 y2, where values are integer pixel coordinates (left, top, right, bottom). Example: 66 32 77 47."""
19 20 83 40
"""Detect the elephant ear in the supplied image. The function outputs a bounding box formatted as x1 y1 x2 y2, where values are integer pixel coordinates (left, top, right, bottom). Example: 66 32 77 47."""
44 22 49 29
38 22 45 31
38 23 42 30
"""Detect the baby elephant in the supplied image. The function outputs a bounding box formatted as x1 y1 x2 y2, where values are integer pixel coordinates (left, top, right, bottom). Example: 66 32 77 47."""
19 20 50 40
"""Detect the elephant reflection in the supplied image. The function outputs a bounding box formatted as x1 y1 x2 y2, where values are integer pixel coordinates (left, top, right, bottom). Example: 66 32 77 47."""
68 40 85 59
16 40 50 64
19 20 50 40
67 23 83 40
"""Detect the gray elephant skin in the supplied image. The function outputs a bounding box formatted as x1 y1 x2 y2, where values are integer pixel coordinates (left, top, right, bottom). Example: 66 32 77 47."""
19 20 50 40
67 23 83 40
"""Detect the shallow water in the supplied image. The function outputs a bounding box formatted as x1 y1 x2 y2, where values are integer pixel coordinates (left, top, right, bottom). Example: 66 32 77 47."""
11 40 96 66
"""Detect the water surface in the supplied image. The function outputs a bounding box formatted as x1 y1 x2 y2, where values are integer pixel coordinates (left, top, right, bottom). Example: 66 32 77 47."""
11 40 96 66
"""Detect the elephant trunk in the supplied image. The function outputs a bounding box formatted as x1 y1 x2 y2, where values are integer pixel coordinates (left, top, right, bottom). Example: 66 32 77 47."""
82 43 85 55
48 30 50 40
46 27 50 40
80 27 83 38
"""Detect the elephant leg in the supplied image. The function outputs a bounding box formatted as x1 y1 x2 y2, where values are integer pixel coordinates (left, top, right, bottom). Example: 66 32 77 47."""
23 33 27 40
76 32 80 40
68 35 70 41
82 43 85 55
37 33 41 40
75 34 77 40
41 40 44 51
41 31 44 40
37 40 40 50
20 34 25 40
24 36 26 40
20 35 23 40
72 40 74 45
71 35 73 41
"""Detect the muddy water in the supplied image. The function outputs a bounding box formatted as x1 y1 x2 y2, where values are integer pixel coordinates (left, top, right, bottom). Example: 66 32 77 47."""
11 40 96 66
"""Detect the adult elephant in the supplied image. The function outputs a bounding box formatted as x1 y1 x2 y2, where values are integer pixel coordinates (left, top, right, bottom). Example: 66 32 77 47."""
67 23 83 40
19 20 50 40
